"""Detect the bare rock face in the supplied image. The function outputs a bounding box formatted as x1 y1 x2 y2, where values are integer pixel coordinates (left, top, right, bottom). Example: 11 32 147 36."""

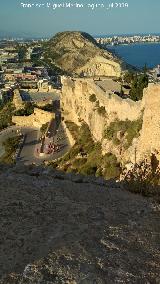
44 31 122 77
0 165 159 283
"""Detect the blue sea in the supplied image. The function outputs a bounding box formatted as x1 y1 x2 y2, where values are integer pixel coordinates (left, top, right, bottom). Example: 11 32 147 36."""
106 43 160 69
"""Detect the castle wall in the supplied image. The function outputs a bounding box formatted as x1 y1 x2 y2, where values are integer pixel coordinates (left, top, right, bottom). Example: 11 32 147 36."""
61 77 143 142
61 77 160 163
12 108 54 128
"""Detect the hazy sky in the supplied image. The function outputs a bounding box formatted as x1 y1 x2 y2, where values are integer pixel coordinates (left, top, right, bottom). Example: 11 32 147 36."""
0 0 160 37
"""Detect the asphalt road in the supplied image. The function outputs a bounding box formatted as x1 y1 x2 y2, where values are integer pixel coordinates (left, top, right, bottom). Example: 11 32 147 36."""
17 129 42 165
0 113 70 165
0 126 38 159
17 116 71 165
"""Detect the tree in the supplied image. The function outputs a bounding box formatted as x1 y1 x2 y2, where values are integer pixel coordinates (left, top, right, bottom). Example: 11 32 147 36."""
17 46 27 62
129 73 148 101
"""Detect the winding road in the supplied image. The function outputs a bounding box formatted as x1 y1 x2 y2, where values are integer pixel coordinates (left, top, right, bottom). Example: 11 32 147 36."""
0 116 71 165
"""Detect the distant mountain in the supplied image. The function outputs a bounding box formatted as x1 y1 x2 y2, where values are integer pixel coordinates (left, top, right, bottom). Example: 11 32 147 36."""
43 31 123 77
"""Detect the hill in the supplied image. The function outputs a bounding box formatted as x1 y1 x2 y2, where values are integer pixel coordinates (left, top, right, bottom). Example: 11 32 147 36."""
0 164 159 283
43 31 122 77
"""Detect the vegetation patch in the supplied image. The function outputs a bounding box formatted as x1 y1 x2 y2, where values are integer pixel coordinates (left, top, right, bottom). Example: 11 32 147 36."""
0 136 22 164
97 106 106 116
40 122 49 135
0 102 15 131
51 121 121 179
123 154 160 200
104 118 143 148
14 102 34 116
89 94 97 102
123 69 148 101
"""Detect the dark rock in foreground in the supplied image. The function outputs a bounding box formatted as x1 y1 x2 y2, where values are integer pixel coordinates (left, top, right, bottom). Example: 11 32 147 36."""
0 165 159 283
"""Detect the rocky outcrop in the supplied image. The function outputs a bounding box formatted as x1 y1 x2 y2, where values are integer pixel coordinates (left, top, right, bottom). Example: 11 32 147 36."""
0 164 159 283
12 108 55 128
44 31 122 77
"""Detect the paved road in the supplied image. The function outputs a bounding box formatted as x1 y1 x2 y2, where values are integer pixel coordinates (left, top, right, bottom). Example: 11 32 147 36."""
0 126 38 158
17 114 71 165
17 129 42 165
0 112 71 165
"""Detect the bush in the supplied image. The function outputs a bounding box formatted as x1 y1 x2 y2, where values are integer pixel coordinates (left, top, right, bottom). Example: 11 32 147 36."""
79 164 97 176
102 153 121 179
1 136 21 164
0 102 15 131
65 121 79 140
72 158 87 168
40 122 49 135
89 94 97 102
104 118 143 148
122 155 160 199
97 106 106 116
14 102 34 116
55 122 121 180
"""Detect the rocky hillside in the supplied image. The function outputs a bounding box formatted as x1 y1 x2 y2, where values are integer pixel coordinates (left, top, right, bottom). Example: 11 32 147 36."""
43 31 122 77
0 164 159 283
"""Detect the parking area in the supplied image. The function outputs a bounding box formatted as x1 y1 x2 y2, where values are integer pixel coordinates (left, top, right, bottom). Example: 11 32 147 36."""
20 90 60 103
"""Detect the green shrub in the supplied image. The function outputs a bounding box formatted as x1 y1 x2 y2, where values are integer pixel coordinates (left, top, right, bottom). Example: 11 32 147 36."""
102 152 121 179
40 122 49 135
0 102 15 131
14 102 34 116
65 121 79 140
104 118 143 148
79 164 97 176
72 158 87 168
97 106 106 116
1 136 21 164
89 94 97 102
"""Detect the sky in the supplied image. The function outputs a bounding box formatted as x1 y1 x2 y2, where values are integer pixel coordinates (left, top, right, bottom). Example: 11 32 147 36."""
0 0 160 38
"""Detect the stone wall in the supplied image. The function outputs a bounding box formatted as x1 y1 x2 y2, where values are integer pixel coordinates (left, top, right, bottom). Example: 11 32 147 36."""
61 77 143 142
136 84 160 162
61 77 160 163
13 89 24 110
12 108 55 128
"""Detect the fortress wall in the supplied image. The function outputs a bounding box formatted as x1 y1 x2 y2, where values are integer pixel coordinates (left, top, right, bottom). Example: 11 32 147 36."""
136 84 160 162
61 77 160 163
61 77 143 142
13 89 24 110
12 108 54 128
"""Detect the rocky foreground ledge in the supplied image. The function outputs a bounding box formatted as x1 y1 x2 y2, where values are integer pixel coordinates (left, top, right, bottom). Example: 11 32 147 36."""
0 164 159 283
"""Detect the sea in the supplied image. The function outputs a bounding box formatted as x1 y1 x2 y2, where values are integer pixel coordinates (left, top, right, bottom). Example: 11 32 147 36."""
106 43 160 70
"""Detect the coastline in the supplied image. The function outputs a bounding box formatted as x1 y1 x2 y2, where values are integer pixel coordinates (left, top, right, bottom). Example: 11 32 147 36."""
105 42 160 69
